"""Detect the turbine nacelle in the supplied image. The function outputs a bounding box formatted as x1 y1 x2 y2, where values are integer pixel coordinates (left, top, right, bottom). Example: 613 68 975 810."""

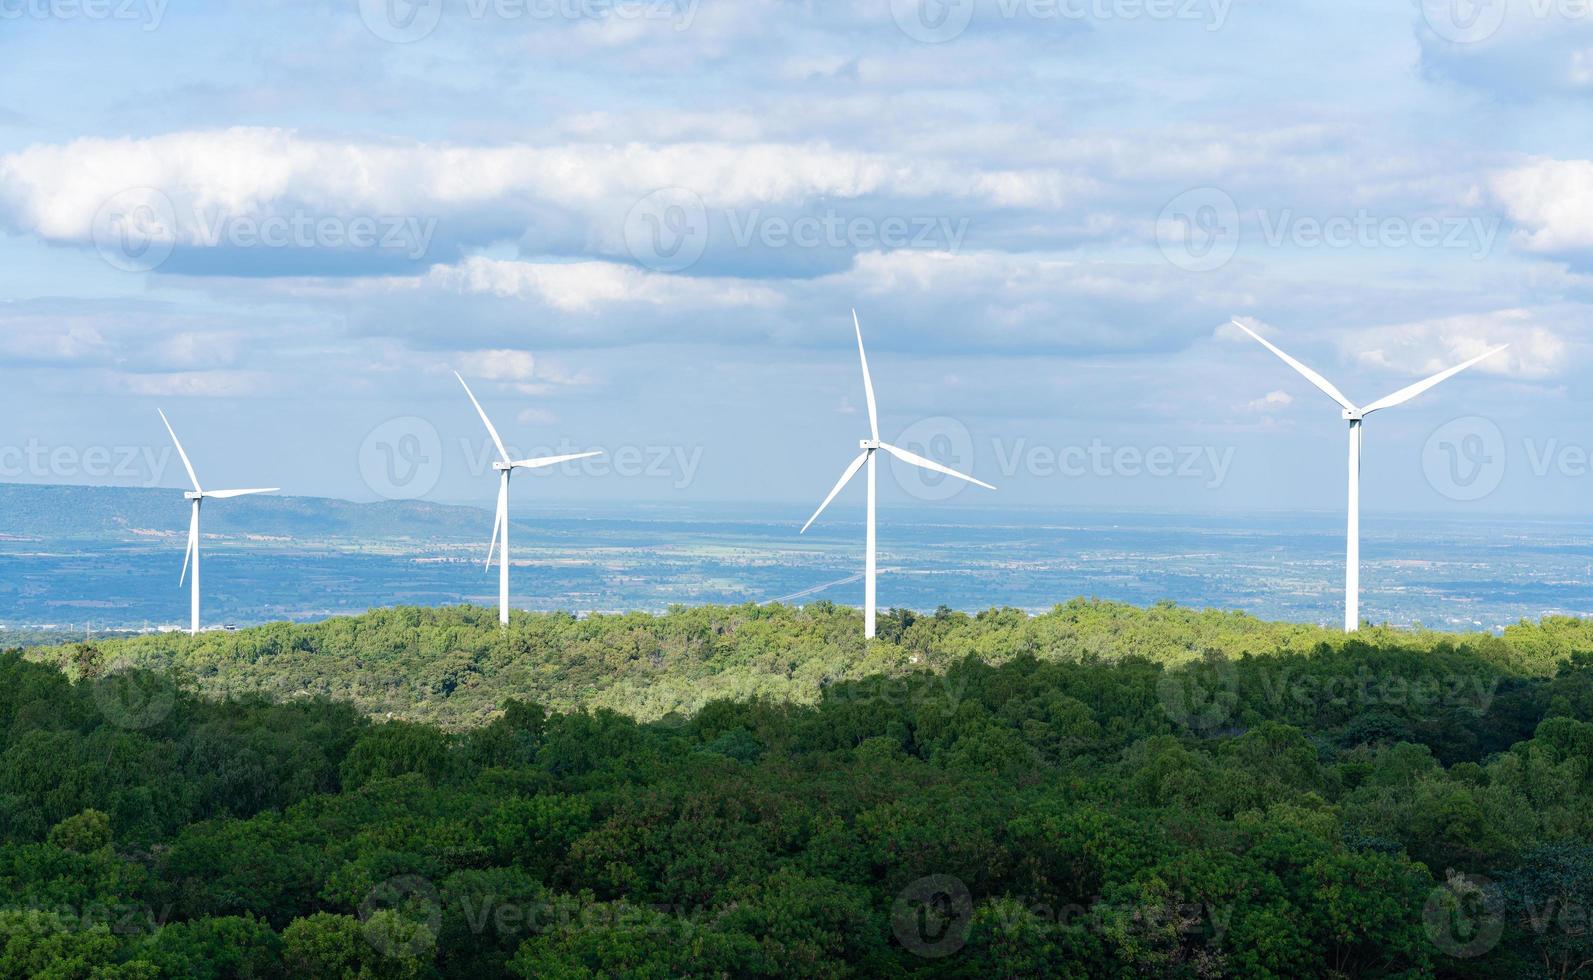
494 453 601 473
859 438 881 451
184 491 205 500
1341 408 1364 422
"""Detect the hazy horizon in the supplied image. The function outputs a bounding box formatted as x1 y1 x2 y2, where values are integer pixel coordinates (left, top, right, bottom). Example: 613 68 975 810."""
11 478 1593 520
6 482 1590 634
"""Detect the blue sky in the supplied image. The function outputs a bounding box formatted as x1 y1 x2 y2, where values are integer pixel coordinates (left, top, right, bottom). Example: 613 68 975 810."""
2 0 1592 516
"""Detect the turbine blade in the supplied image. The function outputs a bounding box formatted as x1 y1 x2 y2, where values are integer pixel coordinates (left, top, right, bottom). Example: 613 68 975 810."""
486 479 506 571
456 372 511 463
1231 320 1357 413
879 441 997 490
179 505 197 586
157 408 202 492
1361 344 1509 415
853 310 879 442
509 450 603 470
204 488 279 499
800 451 869 534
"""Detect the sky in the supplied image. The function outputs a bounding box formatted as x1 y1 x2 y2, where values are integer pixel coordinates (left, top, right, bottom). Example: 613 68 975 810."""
2 0 1593 518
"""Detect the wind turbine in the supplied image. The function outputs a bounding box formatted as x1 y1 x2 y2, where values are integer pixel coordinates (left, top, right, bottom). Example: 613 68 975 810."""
157 410 278 636
1231 320 1507 632
800 311 996 639
455 373 603 625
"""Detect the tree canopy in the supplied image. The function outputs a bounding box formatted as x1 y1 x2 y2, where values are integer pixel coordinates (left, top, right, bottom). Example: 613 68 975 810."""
3 602 1593 976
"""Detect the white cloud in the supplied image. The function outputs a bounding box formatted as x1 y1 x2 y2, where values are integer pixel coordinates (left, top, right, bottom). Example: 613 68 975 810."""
1241 390 1293 413
1572 47 1593 85
0 128 1089 257
1416 2 1593 97
521 359 595 392
109 370 273 398
517 408 559 426
0 300 257 372
420 257 781 312
0 119 1494 288
1491 158 1593 254
458 350 536 382
1342 310 1566 380
0 320 111 364
323 247 1222 355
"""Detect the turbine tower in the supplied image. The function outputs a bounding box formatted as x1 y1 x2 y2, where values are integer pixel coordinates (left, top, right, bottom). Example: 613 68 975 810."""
455 373 602 625
157 410 278 635
801 311 996 639
1232 320 1507 632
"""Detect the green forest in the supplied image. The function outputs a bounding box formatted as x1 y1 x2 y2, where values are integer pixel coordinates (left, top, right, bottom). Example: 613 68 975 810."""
6 600 1593 977
26 600 1593 727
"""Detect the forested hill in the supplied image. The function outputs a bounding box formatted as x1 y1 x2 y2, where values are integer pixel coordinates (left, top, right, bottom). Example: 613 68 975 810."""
3 603 1593 975
25 599 1593 727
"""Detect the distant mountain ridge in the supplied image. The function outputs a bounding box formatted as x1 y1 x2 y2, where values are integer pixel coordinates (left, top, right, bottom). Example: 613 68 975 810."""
0 482 493 543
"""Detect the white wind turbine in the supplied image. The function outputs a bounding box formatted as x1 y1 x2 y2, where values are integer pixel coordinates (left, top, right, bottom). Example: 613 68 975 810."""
455 373 603 625
157 409 279 636
800 311 996 639
1231 320 1507 632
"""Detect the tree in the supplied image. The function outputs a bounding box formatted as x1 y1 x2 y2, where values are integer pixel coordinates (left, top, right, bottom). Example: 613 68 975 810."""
281 912 432 980
141 915 282 980
47 809 112 854
1500 843 1593 979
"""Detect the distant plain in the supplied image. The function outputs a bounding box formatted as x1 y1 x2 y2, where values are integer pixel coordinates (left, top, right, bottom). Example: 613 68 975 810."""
2 483 1589 636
